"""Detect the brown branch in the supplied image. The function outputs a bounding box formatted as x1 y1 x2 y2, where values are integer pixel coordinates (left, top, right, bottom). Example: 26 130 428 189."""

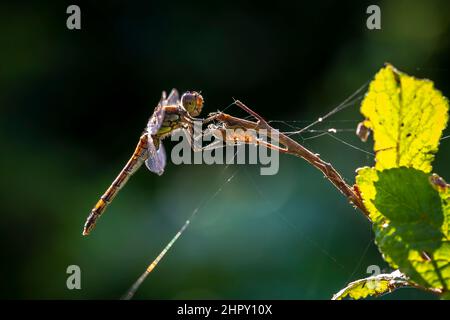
205 100 370 219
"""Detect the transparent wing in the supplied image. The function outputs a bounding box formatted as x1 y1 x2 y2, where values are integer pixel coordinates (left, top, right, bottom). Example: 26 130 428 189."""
166 88 179 106
145 137 166 176
147 89 179 134
147 102 165 135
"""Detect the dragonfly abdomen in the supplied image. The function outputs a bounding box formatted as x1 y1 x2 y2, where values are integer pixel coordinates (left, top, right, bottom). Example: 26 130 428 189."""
83 134 149 235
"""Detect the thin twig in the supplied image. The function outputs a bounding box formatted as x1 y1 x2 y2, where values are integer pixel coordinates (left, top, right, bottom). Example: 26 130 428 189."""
205 100 370 218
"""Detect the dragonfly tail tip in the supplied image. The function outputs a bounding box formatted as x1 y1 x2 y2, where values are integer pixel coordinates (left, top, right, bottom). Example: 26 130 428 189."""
82 224 92 236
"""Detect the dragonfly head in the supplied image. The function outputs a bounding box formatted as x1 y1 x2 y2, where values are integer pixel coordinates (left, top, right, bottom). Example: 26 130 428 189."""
181 91 203 117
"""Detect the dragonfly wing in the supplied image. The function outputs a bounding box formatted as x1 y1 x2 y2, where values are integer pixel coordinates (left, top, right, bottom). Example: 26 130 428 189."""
145 89 177 175
145 136 166 176
147 102 165 135
166 88 179 106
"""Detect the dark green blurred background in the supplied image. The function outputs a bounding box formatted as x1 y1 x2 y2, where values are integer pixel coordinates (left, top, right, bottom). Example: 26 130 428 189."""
1 0 449 299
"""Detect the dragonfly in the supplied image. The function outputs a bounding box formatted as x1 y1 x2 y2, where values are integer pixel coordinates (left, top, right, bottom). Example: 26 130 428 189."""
83 89 204 236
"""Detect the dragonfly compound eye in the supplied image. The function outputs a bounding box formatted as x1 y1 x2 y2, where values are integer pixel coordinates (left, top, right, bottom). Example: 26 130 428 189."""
181 91 203 117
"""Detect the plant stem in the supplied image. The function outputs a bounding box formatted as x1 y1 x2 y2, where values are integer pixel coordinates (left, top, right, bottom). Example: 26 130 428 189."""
205 100 370 218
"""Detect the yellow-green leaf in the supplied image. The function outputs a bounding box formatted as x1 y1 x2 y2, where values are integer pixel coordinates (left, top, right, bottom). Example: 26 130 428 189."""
356 167 450 292
332 270 410 300
360 64 448 173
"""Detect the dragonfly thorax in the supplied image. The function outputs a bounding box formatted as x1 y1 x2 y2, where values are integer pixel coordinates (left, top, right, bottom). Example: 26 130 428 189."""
155 112 184 139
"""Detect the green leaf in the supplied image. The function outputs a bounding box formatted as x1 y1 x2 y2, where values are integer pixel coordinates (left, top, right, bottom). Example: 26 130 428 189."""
356 167 450 292
360 64 448 173
332 270 410 300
